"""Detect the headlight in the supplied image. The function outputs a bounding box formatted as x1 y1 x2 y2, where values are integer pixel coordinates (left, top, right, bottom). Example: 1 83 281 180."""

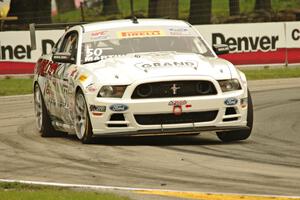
218 79 241 92
98 85 127 98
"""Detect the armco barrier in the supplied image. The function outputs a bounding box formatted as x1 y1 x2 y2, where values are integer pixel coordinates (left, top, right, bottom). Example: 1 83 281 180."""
0 22 300 75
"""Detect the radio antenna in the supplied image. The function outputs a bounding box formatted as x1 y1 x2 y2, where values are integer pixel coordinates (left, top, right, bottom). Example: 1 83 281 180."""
130 0 138 24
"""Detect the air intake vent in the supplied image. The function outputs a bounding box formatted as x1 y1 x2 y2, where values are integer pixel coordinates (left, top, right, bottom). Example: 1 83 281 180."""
110 114 125 121
225 107 237 115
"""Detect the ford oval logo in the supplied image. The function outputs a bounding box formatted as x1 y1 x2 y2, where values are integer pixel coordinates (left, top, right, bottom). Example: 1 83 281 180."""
109 104 128 112
224 98 238 106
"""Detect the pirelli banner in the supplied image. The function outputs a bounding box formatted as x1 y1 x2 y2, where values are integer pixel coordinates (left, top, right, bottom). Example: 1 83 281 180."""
1 22 300 74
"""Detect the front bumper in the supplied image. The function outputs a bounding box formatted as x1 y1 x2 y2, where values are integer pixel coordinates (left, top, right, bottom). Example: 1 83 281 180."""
86 90 248 136
90 126 250 137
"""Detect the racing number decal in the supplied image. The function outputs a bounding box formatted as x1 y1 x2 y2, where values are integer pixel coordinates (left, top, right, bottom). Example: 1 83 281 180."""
85 47 103 62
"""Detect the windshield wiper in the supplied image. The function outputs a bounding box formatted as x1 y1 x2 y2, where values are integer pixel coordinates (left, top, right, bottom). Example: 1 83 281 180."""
83 59 101 64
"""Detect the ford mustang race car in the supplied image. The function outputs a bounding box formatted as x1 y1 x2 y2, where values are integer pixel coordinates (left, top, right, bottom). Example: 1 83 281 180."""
33 19 253 143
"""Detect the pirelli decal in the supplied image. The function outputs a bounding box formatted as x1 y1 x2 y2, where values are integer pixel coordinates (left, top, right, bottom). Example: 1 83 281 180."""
119 30 164 38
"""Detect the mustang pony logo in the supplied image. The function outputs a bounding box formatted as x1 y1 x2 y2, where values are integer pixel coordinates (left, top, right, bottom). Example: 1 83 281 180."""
170 84 181 95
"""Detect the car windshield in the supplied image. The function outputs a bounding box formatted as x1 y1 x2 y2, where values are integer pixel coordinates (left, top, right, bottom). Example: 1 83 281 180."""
81 27 215 64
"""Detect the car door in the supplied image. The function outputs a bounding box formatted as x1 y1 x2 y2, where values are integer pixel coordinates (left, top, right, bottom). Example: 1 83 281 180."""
52 31 79 124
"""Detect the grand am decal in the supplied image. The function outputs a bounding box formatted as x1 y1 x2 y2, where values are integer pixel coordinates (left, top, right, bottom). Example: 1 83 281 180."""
119 30 163 38
136 61 198 69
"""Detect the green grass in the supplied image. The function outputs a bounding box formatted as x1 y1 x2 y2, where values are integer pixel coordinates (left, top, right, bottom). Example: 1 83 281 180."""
241 67 300 80
0 78 33 96
0 182 130 200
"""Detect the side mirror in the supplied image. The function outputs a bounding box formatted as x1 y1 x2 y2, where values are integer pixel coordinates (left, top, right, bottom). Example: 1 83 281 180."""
52 52 75 64
213 44 230 55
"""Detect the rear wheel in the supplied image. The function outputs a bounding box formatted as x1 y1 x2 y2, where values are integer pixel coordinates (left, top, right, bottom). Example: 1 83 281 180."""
34 84 58 137
217 90 253 142
74 90 93 144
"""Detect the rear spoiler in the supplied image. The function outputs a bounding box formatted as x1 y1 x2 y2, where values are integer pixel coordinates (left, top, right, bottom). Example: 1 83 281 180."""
29 22 86 50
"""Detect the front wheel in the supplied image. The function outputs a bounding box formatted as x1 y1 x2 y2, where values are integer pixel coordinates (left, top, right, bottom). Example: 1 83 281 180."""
74 90 93 144
217 89 253 142
34 84 59 137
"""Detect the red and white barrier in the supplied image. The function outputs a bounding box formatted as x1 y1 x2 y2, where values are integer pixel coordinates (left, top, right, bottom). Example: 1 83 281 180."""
0 30 63 74
196 22 287 66
1 22 300 75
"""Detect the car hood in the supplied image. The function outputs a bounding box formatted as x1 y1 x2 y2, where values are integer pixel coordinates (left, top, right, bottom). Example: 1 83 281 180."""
84 52 235 85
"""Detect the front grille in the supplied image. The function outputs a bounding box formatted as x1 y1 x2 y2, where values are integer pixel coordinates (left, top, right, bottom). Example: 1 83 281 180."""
131 81 217 99
134 111 218 125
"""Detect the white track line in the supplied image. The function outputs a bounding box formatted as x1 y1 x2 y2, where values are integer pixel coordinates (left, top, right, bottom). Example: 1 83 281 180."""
0 178 300 199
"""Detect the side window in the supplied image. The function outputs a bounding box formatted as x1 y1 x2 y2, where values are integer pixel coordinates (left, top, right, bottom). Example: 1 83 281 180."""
52 37 63 53
59 32 78 58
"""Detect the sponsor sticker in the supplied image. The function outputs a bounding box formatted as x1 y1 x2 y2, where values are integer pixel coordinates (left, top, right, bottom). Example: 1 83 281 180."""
168 28 191 36
79 74 88 82
90 31 109 40
119 30 164 38
109 104 129 112
168 100 187 106
86 83 97 92
90 105 106 112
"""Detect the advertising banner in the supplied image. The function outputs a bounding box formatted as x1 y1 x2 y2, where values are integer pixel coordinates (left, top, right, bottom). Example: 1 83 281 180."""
0 22 299 74
285 22 300 65
196 23 286 66
0 30 63 74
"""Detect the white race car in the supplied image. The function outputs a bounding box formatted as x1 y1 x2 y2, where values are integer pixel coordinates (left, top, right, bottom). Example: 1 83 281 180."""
33 19 253 143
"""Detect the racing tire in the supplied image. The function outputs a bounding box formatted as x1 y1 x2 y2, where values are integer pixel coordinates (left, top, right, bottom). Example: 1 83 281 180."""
74 90 93 144
34 84 59 137
217 89 253 142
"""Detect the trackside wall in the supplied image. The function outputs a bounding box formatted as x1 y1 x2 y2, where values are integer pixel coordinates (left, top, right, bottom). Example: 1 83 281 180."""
0 22 300 74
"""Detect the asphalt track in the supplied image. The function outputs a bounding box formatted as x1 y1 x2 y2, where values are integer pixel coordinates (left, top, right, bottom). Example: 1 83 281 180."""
0 79 300 199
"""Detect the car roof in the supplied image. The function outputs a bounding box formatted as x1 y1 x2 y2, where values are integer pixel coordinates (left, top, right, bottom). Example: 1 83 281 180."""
81 19 191 33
